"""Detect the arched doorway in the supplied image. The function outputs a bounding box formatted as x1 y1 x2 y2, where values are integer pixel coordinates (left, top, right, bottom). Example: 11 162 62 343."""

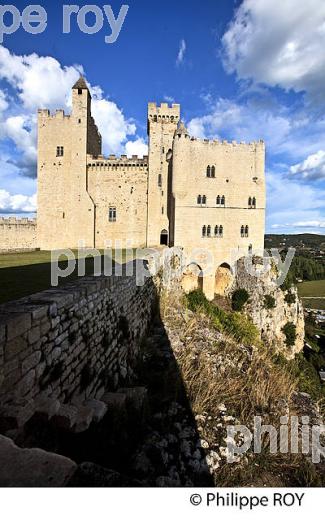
160 229 168 246
181 263 203 293
215 263 233 296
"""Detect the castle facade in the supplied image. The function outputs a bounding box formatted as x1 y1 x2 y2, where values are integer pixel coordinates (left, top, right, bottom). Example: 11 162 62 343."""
37 77 266 297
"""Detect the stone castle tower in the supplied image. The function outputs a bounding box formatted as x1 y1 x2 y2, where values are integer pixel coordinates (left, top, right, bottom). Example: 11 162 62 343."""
37 77 266 297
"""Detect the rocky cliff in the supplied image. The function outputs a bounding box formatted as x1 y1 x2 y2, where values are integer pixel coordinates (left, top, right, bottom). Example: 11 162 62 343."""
232 257 304 358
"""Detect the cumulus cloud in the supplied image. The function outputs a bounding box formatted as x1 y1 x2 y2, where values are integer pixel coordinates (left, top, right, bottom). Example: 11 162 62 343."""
290 150 325 181
266 169 325 233
176 39 186 66
187 95 325 164
222 0 325 103
0 189 36 213
125 138 148 158
0 45 146 179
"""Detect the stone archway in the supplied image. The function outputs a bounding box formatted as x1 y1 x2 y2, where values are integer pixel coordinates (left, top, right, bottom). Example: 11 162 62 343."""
181 263 203 293
215 263 233 296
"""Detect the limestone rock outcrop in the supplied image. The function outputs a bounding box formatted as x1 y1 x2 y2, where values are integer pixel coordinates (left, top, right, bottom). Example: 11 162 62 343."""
233 257 304 358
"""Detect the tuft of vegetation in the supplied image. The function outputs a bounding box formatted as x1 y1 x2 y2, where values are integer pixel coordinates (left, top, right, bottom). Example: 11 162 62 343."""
264 294 276 309
282 322 297 347
284 292 296 305
186 289 259 346
231 288 249 311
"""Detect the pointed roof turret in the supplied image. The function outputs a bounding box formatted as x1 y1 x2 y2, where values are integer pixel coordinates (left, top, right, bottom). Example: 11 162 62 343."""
72 76 89 91
175 120 189 137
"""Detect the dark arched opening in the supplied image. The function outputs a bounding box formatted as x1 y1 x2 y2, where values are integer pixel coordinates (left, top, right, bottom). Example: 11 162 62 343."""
160 229 168 246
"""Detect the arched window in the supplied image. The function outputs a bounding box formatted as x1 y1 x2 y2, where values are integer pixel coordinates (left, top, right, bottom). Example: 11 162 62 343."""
202 195 207 204
219 225 223 237
252 197 256 208
248 244 252 254
221 195 225 206
248 196 252 207
207 225 211 237
197 195 201 205
245 225 249 237
216 195 220 206
207 166 211 178
241 225 245 237
202 225 206 237
214 225 218 236
211 166 215 178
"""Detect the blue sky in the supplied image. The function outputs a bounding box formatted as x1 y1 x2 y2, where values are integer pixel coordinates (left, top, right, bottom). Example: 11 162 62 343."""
0 0 324 234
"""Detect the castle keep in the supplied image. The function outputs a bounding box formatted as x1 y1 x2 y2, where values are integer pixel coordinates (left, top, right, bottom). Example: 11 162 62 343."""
36 76 266 296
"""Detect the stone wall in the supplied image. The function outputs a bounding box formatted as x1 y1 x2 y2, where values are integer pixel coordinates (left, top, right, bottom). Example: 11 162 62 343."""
0 217 37 252
0 262 157 408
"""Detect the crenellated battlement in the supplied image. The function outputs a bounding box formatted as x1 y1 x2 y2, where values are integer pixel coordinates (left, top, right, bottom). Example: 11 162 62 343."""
0 217 37 226
176 133 265 148
148 102 180 123
87 153 148 171
38 108 71 120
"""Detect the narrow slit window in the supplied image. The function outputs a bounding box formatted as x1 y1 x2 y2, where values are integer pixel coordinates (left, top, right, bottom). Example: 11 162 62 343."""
109 207 117 222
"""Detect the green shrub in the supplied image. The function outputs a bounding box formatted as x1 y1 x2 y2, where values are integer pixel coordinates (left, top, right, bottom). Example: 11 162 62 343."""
231 289 249 311
284 292 296 305
186 289 207 311
186 289 259 346
264 294 276 309
282 322 297 347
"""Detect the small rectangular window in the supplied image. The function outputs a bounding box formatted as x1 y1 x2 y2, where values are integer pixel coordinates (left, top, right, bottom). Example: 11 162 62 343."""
158 174 162 187
109 207 116 222
56 146 64 157
78 88 82 95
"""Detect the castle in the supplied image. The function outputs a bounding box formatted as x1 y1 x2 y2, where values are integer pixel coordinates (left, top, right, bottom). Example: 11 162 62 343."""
3 76 266 298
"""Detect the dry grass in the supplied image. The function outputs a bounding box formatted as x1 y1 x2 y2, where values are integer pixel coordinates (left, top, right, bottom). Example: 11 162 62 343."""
158 288 324 486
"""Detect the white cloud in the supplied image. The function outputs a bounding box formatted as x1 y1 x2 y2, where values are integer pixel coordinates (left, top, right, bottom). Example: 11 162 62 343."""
187 97 291 151
164 95 175 103
0 46 81 111
0 46 144 177
125 138 148 158
176 39 186 66
91 96 136 155
222 0 325 102
290 150 325 180
187 95 325 163
0 189 36 213
272 220 325 229
266 169 325 233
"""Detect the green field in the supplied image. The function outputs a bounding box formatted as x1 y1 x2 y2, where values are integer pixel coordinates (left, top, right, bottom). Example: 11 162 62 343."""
298 279 325 297
298 279 325 310
0 249 134 305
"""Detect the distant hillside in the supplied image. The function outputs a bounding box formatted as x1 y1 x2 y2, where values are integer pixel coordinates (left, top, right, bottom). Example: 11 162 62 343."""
265 233 325 250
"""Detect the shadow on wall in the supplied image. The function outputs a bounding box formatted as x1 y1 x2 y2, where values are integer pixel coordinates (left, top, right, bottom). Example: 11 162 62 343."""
0 263 214 487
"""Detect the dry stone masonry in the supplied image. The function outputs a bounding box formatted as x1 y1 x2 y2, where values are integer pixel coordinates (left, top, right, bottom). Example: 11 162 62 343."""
0 262 157 425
